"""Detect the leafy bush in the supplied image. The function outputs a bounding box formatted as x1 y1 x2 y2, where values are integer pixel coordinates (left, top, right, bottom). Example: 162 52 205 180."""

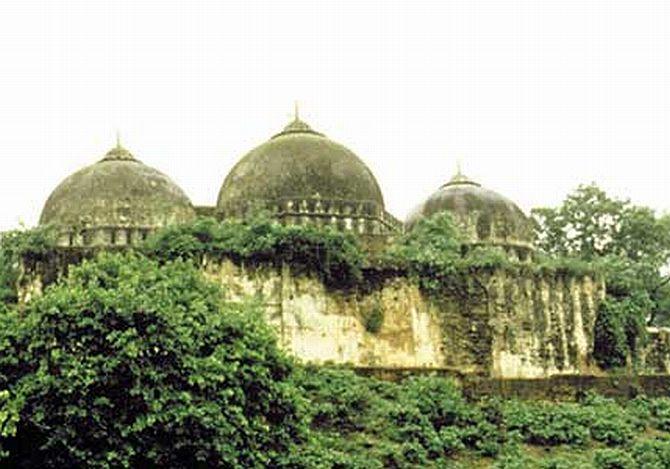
503 400 590 446
0 390 20 458
625 395 652 431
383 212 462 293
292 366 380 434
395 377 502 457
630 438 670 468
399 377 470 430
0 225 55 303
649 398 670 432
142 215 366 289
593 448 636 469
0 252 304 467
493 434 535 469
362 305 384 333
594 290 651 369
582 394 635 446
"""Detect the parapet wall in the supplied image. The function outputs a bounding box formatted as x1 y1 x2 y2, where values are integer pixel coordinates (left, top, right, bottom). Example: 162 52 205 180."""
201 257 604 378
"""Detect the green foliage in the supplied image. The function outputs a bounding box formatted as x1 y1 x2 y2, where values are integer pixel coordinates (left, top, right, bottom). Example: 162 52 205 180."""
0 252 304 467
362 304 384 334
142 215 366 289
581 394 635 446
0 390 20 458
293 366 379 434
593 448 636 469
531 184 670 266
384 212 462 293
533 254 596 277
533 183 670 365
594 295 650 369
630 438 670 468
648 398 670 432
503 400 590 446
0 225 55 304
288 368 670 467
493 434 535 469
502 394 635 448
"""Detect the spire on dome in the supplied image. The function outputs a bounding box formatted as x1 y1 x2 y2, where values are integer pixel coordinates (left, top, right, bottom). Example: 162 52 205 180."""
442 159 480 187
271 104 325 139
101 131 136 162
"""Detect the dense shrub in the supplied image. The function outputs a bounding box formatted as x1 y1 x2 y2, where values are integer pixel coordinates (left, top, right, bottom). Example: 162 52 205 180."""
0 252 304 467
630 438 670 468
625 395 653 431
649 398 670 432
582 394 635 446
142 216 366 288
0 225 55 303
593 448 636 469
594 290 651 369
503 400 590 446
291 366 382 434
383 212 462 293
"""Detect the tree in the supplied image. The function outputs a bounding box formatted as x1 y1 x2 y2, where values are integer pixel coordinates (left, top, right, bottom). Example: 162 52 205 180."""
0 225 55 304
532 184 670 269
0 252 305 468
532 184 670 367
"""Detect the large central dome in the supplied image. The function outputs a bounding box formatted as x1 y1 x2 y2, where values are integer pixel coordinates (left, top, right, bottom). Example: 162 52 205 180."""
217 116 398 236
217 117 384 210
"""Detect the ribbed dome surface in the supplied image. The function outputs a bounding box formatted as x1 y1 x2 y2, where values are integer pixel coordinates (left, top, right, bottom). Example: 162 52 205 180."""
217 118 385 212
406 173 533 250
40 145 195 229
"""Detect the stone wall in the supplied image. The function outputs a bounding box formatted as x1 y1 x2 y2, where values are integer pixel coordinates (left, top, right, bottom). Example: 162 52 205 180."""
201 257 604 378
17 252 605 378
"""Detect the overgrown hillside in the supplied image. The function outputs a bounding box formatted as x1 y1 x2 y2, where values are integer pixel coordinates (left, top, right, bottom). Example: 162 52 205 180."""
292 366 670 468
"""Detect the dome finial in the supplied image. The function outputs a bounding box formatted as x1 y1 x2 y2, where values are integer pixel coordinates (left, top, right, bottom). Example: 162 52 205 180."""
272 103 325 139
102 130 135 162
443 157 480 187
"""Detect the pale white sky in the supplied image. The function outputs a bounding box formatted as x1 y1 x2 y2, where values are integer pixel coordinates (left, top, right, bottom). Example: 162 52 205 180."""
0 0 667 231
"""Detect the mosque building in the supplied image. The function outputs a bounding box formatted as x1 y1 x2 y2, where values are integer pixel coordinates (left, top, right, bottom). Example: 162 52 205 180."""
23 110 628 379
39 111 531 259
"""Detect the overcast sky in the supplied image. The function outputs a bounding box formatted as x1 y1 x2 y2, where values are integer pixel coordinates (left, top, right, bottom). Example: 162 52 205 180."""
0 0 667 231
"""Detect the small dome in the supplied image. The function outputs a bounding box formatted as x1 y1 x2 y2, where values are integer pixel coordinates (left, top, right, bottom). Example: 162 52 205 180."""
217 117 385 213
406 171 534 254
40 143 195 238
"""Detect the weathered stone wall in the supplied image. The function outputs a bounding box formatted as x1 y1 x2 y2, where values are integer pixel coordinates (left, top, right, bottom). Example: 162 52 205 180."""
201 257 604 378
17 253 604 378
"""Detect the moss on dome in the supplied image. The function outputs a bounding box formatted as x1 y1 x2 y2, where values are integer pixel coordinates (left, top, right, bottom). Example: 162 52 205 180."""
39 145 195 229
217 118 385 213
406 172 533 251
